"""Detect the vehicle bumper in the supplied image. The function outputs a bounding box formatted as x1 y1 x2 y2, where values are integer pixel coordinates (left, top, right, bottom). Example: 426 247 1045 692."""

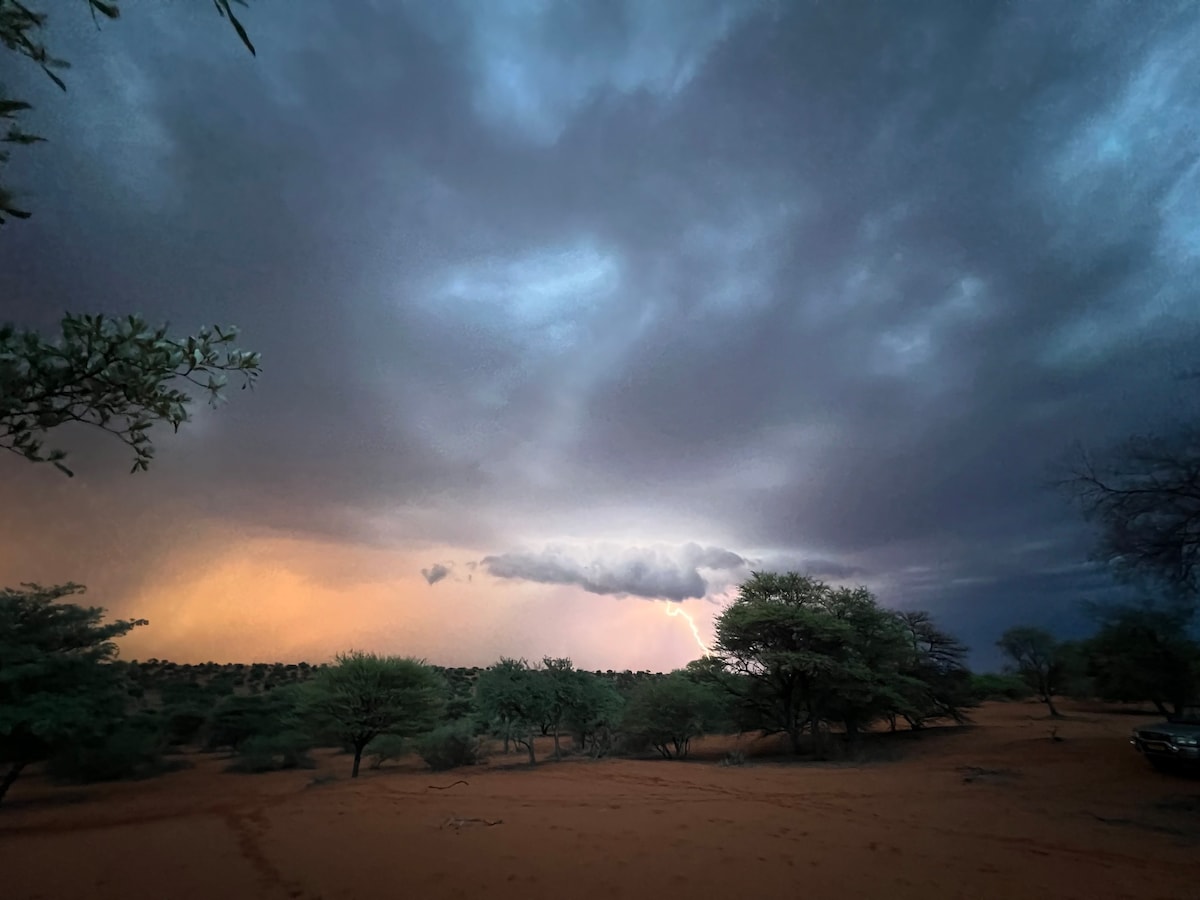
1131 738 1200 761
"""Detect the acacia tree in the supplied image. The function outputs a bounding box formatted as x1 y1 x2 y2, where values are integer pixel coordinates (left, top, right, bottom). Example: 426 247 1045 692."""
996 626 1065 718
619 672 713 760
893 610 974 729
1 0 255 222
1 315 261 475
1081 606 1199 717
301 652 445 779
539 656 584 759
1062 429 1200 599
711 572 924 755
0 582 146 805
562 672 624 758
475 657 549 765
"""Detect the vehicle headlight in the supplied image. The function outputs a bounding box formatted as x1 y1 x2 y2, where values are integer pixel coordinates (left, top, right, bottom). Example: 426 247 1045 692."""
1176 737 1198 747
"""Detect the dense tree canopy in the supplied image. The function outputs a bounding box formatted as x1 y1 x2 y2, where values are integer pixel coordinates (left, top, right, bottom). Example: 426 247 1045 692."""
475 657 550 765
710 572 969 755
1081 605 1199 717
619 672 715 760
0 583 145 804
301 652 445 778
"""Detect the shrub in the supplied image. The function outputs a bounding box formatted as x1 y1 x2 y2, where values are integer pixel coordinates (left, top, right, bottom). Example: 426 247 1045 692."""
619 672 712 759
164 706 209 747
719 749 746 767
365 733 410 769
416 720 488 771
968 673 1034 703
228 731 315 773
47 713 182 783
205 692 293 752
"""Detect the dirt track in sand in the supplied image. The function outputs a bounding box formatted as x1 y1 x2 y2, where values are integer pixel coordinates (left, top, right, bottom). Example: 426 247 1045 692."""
2 701 1199 900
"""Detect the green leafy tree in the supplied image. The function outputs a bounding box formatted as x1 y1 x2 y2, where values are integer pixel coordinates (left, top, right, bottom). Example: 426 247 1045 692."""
1 0 255 223
996 626 1066 718
0 582 145 805
1 314 261 476
301 652 445 778
562 672 624 758
539 656 584 759
712 572 921 754
475 657 549 765
619 672 713 759
205 689 299 753
1081 605 1199 716
681 655 749 733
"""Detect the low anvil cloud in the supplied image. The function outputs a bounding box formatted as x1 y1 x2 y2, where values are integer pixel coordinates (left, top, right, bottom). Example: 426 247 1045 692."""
476 543 748 602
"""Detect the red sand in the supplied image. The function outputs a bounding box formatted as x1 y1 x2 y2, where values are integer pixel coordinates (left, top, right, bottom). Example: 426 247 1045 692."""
2 701 1199 900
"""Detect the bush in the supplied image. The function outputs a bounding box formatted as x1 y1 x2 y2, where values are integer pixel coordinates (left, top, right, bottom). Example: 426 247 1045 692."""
968 673 1034 703
619 672 712 759
416 720 487 771
365 733 410 769
227 731 315 773
47 713 182 783
164 706 209 746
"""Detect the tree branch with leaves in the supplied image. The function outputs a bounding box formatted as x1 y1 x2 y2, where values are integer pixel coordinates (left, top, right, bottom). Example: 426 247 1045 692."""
0 313 261 475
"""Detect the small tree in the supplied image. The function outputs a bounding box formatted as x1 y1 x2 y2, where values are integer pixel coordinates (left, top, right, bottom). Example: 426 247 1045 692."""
540 657 583 759
475 657 549 765
301 652 445 778
1082 606 1199 716
620 673 712 759
997 626 1066 717
0 583 146 805
893 610 974 729
563 672 624 758
1 315 261 476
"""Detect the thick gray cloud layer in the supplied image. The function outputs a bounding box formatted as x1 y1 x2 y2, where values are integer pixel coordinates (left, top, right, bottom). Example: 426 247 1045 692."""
4 0 1200 666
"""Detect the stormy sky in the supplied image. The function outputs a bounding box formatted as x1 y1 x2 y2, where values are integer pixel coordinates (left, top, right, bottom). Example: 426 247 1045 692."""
3 0 1199 671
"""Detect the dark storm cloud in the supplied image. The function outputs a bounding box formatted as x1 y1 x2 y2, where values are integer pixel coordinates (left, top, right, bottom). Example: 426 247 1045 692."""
481 543 748 602
4 0 1200 661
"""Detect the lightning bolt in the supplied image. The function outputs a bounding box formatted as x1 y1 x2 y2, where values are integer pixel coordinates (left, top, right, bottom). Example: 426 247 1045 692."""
664 603 709 654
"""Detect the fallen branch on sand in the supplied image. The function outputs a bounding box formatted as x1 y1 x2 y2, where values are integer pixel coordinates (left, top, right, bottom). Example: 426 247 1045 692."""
428 780 470 790
960 766 1019 783
440 815 503 831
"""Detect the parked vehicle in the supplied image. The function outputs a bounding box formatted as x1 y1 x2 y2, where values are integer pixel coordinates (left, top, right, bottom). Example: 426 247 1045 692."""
1131 706 1200 772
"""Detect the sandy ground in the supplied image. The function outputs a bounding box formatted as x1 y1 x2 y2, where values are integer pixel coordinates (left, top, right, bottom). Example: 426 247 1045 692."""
2 701 1199 900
